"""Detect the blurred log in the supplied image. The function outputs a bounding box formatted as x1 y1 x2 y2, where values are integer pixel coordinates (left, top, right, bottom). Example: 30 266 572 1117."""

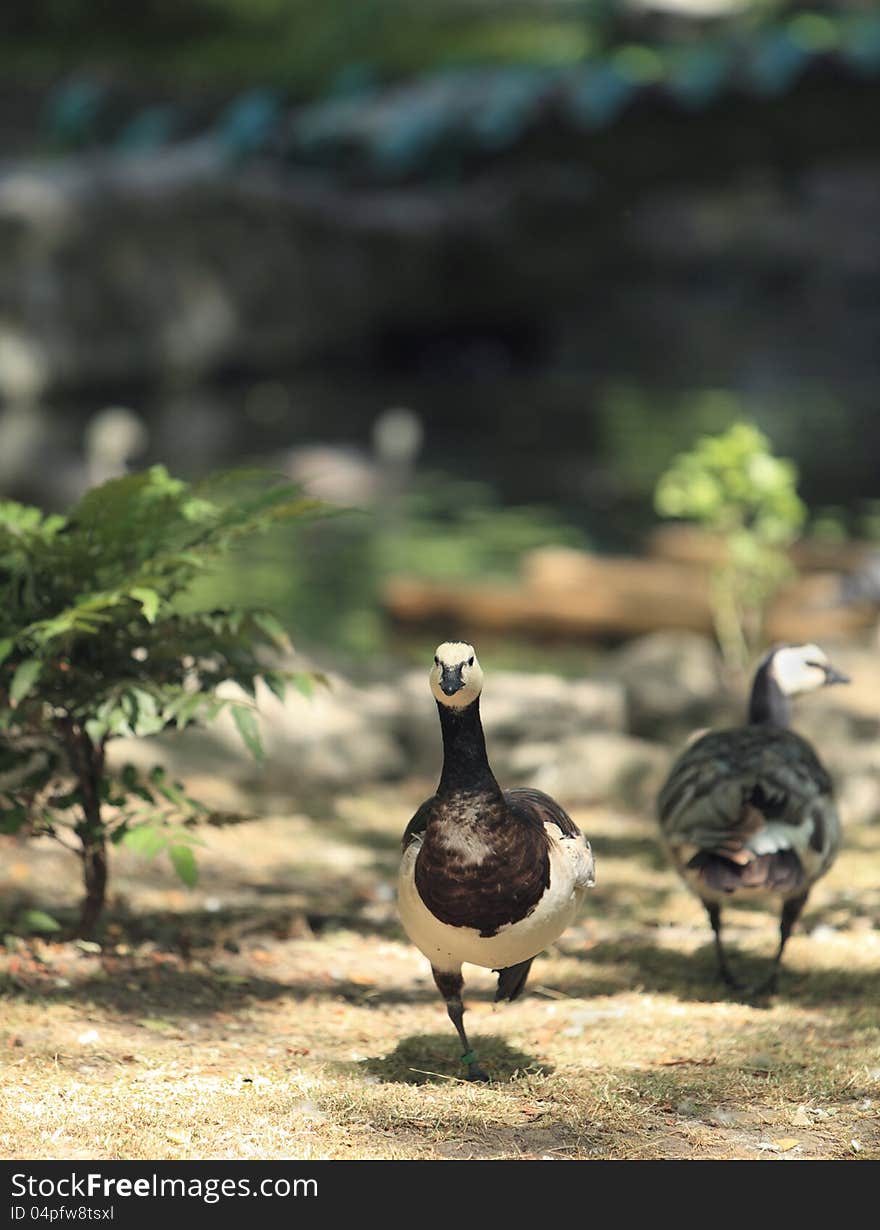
764 573 873 643
385 563 711 639
647 525 873 573
383 546 877 643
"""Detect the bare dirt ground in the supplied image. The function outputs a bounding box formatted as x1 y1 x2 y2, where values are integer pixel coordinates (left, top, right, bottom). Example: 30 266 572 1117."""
1 775 878 1161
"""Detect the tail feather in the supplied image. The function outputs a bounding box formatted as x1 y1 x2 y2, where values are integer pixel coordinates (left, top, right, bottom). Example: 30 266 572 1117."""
494 958 534 1003
687 849 804 894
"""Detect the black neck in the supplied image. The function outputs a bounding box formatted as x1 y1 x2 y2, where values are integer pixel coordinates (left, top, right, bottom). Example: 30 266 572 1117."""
436 698 502 799
748 659 790 727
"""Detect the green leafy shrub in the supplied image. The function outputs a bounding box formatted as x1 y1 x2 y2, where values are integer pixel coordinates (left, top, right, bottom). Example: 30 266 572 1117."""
0 466 321 937
654 422 806 668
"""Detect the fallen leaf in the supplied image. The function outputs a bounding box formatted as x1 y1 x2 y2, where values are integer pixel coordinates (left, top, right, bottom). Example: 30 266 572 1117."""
137 1018 178 1033
19 910 60 935
772 1138 800 1152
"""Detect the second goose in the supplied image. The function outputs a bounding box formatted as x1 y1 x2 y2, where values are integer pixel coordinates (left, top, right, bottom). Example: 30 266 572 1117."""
657 642 849 995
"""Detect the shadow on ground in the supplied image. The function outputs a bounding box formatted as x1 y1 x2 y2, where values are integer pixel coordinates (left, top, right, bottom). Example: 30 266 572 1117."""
362 1034 549 1085
0 955 450 1018
559 936 880 1008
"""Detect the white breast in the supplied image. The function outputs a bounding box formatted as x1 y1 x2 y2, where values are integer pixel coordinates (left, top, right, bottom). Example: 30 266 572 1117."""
398 825 593 975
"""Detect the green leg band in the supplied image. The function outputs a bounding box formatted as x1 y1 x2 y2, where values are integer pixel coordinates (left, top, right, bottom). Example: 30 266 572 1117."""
461 1050 477 1065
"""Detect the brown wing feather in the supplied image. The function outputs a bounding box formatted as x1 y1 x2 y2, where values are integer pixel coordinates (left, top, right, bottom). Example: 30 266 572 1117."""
504 787 582 838
401 797 435 851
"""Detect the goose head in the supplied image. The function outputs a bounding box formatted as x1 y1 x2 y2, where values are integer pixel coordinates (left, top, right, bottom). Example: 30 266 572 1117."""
767 643 850 697
430 641 484 709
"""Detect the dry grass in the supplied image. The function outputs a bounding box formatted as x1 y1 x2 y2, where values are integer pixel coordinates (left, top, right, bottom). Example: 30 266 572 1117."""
1 779 878 1160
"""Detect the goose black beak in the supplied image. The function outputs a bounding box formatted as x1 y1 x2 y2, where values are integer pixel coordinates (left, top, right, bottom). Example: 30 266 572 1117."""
440 665 465 696
824 665 850 687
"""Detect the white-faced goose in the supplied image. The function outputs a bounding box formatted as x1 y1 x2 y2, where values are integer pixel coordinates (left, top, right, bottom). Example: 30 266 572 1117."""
657 643 850 995
398 641 595 1081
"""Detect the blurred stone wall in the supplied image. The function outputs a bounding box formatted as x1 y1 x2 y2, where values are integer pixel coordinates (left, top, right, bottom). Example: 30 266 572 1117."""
1 69 879 514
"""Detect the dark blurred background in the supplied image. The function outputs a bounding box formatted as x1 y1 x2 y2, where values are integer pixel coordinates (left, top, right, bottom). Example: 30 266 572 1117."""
2 0 880 660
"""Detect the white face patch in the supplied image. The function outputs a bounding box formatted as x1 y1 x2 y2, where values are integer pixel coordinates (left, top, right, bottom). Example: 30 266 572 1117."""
430 641 484 709
771 643 830 697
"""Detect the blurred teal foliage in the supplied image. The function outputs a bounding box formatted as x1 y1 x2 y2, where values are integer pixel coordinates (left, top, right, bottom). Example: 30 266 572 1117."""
43 79 110 149
115 104 178 154
21 3 880 168
216 88 284 159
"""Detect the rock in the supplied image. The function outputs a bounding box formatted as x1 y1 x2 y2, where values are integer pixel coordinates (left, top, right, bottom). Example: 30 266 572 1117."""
108 665 645 802
604 631 725 740
836 772 880 828
392 669 626 776
815 742 880 827
214 676 408 791
481 672 626 740
110 672 407 797
508 732 672 809
707 1107 743 1127
794 705 880 751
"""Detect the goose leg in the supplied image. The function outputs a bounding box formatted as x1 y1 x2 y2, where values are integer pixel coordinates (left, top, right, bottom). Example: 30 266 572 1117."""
750 892 808 997
432 966 489 1082
705 901 742 990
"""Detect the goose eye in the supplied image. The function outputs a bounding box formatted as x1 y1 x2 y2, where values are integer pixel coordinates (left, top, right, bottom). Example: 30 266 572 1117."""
434 656 439 665
468 656 474 666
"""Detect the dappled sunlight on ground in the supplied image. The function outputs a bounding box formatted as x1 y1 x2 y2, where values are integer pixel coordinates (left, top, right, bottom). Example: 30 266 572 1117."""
1 782 878 1159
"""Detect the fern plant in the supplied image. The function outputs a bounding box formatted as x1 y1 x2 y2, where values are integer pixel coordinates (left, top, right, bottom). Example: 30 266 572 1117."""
0 466 321 937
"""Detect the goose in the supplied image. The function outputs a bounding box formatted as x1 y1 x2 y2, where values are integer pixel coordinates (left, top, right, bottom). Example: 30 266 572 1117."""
657 643 850 995
398 642 595 1081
